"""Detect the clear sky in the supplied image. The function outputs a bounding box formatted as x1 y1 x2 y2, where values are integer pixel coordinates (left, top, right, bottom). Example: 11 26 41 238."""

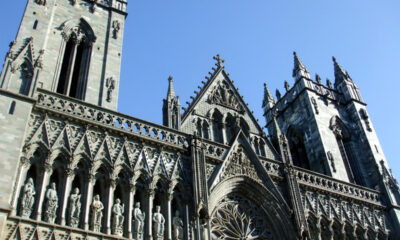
1 1 400 179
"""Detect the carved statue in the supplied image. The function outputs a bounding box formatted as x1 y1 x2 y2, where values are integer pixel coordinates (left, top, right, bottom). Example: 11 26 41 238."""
68 188 81 227
153 205 165 240
20 178 35 218
172 210 184 240
44 182 58 224
112 20 121 39
112 198 125 236
91 194 104 232
106 77 115 102
134 202 145 240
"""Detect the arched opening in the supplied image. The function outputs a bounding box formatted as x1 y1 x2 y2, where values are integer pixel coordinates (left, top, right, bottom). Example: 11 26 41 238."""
287 126 311 170
211 110 223 143
202 121 210 140
330 116 363 184
225 113 235 144
56 19 95 100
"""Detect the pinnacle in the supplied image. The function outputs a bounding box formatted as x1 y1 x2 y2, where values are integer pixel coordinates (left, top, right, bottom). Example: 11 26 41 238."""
262 83 275 107
292 51 310 79
167 75 175 99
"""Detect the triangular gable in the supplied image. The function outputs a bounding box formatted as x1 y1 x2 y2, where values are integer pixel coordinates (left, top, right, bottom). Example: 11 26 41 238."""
181 67 265 136
208 131 289 206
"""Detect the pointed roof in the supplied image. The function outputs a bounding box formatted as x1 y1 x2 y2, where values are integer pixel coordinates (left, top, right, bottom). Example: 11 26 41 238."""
167 75 175 99
292 51 310 80
332 56 352 86
262 83 275 108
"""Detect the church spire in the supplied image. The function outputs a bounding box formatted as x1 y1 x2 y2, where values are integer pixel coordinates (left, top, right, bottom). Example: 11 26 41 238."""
262 83 276 109
292 51 310 81
163 76 181 130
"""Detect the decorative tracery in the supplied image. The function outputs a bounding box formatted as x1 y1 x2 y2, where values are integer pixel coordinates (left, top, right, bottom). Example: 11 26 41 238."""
211 196 272 240
209 81 244 113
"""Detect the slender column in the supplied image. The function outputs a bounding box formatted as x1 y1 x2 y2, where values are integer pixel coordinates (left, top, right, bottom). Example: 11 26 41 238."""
221 124 227 144
11 158 30 216
185 204 190 240
106 179 116 234
147 188 155 240
36 163 52 221
84 174 95 230
167 194 173 240
65 41 79 96
128 184 136 239
60 168 74 225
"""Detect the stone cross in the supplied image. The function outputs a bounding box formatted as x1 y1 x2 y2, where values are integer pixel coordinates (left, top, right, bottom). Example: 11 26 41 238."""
213 54 225 68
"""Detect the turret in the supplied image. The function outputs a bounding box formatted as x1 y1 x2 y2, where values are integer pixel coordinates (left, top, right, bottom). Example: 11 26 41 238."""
163 76 181 129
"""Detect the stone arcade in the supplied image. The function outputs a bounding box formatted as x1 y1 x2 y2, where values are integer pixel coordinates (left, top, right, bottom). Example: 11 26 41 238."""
0 0 399 239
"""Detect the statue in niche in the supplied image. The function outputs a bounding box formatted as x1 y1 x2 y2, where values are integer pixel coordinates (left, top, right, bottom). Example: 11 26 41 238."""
134 202 145 240
106 77 115 102
172 210 184 240
112 198 125 236
44 182 58 224
68 188 81 227
112 20 120 39
91 194 104 232
153 205 165 240
20 178 35 218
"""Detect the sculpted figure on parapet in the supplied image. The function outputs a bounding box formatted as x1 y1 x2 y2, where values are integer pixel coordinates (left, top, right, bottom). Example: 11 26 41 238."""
153 205 165 240
20 178 35 218
44 182 58 224
91 194 104 232
112 198 125 236
134 202 145 240
68 188 81 228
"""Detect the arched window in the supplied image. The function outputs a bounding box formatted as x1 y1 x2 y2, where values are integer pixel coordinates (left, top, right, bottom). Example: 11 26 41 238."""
211 110 224 143
57 19 95 100
330 116 363 184
287 126 311 170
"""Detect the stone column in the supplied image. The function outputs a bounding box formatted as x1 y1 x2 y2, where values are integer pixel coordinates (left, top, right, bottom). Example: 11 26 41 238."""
60 168 74 225
84 174 95 230
65 41 79 95
10 157 30 216
36 163 52 221
106 179 116 235
128 184 136 239
185 204 190 240
221 124 227 144
167 194 173 240
147 188 155 240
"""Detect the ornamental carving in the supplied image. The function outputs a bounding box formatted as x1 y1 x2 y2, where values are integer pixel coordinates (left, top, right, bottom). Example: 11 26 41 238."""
220 145 258 182
211 195 272 239
209 81 244 112
20 178 35 218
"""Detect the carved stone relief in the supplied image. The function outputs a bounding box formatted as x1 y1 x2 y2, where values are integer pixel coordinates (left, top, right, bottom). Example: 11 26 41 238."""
134 202 145 240
153 205 165 240
20 178 36 218
209 80 244 112
68 188 81 227
112 198 124 236
44 183 58 224
91 194 104 232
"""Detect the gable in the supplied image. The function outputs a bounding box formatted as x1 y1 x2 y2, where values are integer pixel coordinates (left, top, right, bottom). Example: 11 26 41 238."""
208 132 288 206
181 67 265 137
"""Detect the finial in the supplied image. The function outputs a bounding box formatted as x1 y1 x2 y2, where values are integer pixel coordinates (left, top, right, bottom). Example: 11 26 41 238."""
213 54 225 68
326 78 332 88
332 56 336 62
276 89 281 100
284 81 290 91
315 74 322 84
168 75 173 82
262 83 276 107
167 75 175 99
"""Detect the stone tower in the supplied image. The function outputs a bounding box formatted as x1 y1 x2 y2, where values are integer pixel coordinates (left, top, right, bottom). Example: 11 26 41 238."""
264 52 400 237
0 0 127 233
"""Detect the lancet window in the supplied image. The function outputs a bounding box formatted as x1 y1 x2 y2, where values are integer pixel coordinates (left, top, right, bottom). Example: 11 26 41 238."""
287 126 311 170
211 110 224 143
56 20 95 100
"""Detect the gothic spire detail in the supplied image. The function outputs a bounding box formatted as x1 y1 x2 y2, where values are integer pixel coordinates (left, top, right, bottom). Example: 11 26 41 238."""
292 51 310 81
262 83 276 108
167 75 175 100
333 56 352 86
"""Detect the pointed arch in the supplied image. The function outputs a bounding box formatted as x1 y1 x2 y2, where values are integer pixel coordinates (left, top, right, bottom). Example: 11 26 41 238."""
56 18 96 100
287 125 311 170
211 109 224 143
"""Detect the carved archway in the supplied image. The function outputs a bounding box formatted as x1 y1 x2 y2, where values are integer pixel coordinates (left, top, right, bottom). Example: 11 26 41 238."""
208 176 296 240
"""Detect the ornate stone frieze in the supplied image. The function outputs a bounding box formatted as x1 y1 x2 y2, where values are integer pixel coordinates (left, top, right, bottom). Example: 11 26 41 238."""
208 80 244 113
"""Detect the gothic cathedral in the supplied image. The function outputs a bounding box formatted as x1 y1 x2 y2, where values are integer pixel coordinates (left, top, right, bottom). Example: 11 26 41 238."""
0 1 399 240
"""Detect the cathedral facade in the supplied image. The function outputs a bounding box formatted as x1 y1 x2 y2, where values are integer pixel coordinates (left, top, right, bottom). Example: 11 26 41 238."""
0 1 399 240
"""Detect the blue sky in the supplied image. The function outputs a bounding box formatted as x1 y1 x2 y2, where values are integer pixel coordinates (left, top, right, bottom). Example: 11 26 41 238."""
1 1 400 179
